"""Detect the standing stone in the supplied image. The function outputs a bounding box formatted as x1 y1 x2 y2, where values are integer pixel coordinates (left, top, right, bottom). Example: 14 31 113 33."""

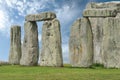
83 2 120 67
69 18 93 67
89 18 104 64
40 18 63 67
102 17 120 68
20 21 39 66
9 25 21 65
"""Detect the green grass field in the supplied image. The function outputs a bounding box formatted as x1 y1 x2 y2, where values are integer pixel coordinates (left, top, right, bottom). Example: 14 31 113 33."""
0 64 120 80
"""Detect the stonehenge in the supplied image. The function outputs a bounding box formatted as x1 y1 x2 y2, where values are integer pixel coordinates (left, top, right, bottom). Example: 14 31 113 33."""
25 12 56 21
20 21 39 66
40 19 63 67
19 12 63 66
9 25 21 65
69 1 120 68
69 18 93 67
9 14 63 66
88 18 104 64
102 17 120 68
9 1 120 68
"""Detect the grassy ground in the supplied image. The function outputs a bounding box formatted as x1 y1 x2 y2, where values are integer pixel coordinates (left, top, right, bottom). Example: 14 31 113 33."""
0 64 120 80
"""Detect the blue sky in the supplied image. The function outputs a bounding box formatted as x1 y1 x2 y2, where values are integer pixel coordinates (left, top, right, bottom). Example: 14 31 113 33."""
0 0 119 63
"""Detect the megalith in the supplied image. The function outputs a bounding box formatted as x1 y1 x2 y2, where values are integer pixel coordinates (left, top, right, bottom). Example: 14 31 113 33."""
70 1 120 68
82 1 120 65
20 21 39 66
20 12 63 67
9 25 21 65
102 16 120 68
25 12 56 21
88 18 104 64
69 18 93 67
40 18 63 67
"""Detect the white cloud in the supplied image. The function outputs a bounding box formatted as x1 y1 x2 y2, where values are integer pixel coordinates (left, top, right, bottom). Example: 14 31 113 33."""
5 0 17 8
5 0 56 16
55 5 72 25
55 3 81 26
5 0 12 7
0 0 2 3
0 10 11 36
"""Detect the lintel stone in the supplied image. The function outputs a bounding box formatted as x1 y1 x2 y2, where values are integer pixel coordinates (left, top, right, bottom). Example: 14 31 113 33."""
83 9 117 17
25 12 56 21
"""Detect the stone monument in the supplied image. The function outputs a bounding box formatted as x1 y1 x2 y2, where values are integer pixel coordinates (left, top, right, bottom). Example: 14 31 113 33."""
9 25 21 65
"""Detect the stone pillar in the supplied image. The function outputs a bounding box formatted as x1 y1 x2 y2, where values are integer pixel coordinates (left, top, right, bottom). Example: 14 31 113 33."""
40 18 63 67
102 17 120 68
88 18 104 64
20 21 39 66
82 2 120 66
69 18 93 67
9 25 21 65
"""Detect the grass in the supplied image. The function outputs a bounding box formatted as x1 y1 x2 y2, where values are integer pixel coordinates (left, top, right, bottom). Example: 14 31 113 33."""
0 64 120 80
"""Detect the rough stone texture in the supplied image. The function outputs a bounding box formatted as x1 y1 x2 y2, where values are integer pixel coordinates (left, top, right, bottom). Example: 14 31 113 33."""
69 1 120 68
25 12 56 21
116 13 120 17
20 21 39 66
88 18 104 64
86 2 120 12
9 25 21 65
40 18 63 67
102 17 120 68
83 9 117 17
69 18 93 67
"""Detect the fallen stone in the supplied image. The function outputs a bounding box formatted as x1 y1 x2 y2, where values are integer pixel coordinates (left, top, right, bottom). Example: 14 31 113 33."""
102 17 120 68
25 12 56 21
40 18 63 67
83 9 117 17
9 25 21 65
20 21 39 66
69 18 93 67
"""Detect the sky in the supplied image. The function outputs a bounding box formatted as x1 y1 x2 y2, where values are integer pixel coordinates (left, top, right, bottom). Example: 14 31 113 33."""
0 0 119 63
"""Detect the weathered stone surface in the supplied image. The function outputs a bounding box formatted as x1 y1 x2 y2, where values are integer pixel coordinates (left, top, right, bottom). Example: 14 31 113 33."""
102 17 120 68
40 18 63 67
86 1 120 12
20 21 39 66
25 12 56 21
88 18 104 64
116 13 120 17
83 9 117 17
9 25 21 65
69 18 93 67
